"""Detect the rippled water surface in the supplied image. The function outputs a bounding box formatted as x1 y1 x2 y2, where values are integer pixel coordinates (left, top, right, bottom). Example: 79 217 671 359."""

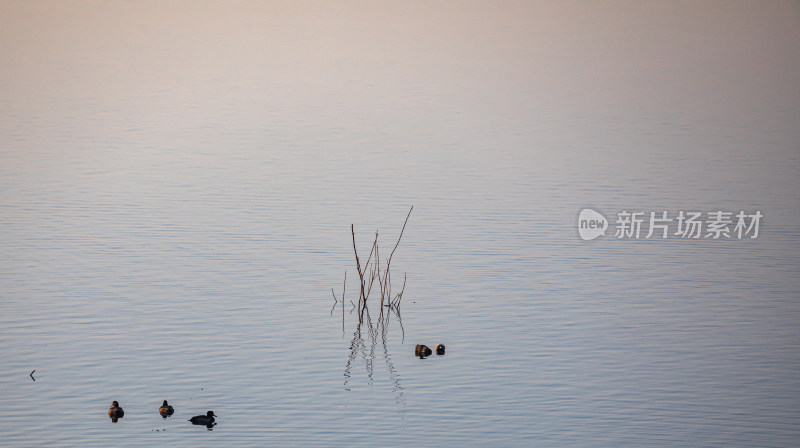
1 2 799 447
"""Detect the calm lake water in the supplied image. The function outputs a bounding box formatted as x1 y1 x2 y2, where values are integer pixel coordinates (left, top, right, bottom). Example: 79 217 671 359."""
1 1 799 447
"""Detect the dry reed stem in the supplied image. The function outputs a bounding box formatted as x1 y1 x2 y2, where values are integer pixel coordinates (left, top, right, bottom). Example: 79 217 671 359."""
381 206 412 307
351 224 365 301
342 271 346 332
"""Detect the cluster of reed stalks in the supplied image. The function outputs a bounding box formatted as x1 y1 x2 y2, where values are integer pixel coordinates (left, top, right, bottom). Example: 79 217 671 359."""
351 206 412 311
331 206 412 323
331 208 412 401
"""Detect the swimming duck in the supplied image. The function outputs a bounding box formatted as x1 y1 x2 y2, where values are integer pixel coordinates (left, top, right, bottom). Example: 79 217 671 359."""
159 400 174 417
108 401 124 419
189 410 216 425
415 344 432 358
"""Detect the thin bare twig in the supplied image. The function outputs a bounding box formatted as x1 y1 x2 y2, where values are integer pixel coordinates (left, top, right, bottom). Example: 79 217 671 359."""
393 272 407 307
387 206 413 271
342 271 346 333
365 234 379 301
381 206 412 306
362 233 378 278
351 225 365 301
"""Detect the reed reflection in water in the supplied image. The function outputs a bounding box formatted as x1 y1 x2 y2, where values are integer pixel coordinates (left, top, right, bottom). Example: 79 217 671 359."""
342 304 406 407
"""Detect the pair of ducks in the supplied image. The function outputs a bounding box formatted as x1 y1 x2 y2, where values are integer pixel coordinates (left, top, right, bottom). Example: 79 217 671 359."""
108 400 216 426
415 343 445 358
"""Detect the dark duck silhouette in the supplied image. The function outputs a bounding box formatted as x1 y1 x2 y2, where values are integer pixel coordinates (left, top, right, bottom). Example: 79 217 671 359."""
108 401 124 421
415 344 432 358
159 400 174 418
189 410 217 427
